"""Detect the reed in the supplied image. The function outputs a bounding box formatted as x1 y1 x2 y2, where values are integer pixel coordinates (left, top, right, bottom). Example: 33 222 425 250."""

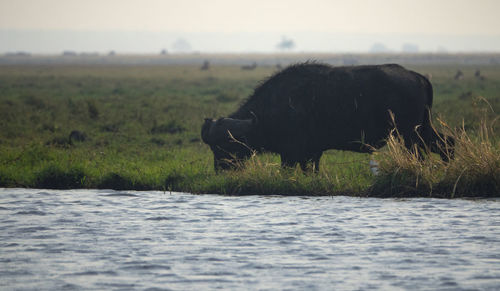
371 113 499 198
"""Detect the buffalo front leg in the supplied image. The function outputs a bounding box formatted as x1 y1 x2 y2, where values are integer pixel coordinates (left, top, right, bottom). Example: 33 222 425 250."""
312 152 322 172
280 154 298 169
429 131 455 162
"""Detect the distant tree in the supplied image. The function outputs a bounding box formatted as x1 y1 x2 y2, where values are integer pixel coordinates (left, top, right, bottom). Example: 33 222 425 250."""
172 38 192 53
437 46 448 53
402 43 419 53
62 51 77 56
370 43 390 53
277 37 295 51
5 51 31 57
80 52 99 57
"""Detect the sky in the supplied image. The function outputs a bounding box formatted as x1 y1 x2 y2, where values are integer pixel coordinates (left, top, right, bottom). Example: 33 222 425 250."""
1 0 500 53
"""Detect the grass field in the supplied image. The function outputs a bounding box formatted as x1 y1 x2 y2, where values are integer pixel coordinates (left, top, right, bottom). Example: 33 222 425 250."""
0 58 499 197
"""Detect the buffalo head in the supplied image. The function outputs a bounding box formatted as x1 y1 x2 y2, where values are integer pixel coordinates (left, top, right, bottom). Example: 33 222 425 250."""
201 115 257 172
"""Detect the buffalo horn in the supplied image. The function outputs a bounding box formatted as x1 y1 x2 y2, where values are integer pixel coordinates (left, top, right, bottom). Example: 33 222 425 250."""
221 118 254 139
202 117 255 144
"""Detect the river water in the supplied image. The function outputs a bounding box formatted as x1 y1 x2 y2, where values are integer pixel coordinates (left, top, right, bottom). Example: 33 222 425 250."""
1 188 499 290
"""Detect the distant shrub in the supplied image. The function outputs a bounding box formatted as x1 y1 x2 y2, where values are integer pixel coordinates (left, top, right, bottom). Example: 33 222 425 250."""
101 123 120 133
98 173 132 190
150 137 166 146
112 87 125 95
35 164 86 189
0 170 15 187
165 172 184 190
23 95 45 109
458 91 473 100
40 123 56 132
98 173 148 190
86 99 99 120
69 130 86 143
67 98 83 115
150 120 185 134
46 136 71 147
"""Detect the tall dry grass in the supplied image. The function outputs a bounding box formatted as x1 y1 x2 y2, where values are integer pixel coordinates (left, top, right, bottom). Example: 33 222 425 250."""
371 114 499 198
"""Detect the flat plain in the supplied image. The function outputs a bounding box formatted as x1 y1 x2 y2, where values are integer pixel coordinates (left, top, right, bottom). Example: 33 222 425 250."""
0 54 498 196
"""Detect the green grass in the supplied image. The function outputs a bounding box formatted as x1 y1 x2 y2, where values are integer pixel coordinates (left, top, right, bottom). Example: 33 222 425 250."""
0 61 499 197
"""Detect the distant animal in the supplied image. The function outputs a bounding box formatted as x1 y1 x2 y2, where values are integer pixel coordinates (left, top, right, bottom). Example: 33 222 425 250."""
241 62 257 70
454 70 464 80
474 69 485 81
201 60 210 70
202 63 454 172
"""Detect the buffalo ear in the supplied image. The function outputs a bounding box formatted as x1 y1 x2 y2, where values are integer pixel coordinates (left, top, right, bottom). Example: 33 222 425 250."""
201 118 215 144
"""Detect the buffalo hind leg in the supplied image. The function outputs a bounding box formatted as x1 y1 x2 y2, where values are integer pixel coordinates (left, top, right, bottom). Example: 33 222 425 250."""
281 152 322 172
299 152 322 173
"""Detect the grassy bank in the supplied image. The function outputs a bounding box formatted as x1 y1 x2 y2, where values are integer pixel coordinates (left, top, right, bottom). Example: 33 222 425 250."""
0 61 499 197
371 117 499 198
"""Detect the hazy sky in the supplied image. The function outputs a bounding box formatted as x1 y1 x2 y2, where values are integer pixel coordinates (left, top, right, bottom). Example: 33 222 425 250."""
2 0 500 34
1 0 499 53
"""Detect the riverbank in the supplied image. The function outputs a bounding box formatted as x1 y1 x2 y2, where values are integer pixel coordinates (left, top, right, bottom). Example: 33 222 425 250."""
0 60 499 197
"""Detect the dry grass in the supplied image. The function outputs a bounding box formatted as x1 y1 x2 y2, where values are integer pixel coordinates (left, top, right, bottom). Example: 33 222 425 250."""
371 113 500 198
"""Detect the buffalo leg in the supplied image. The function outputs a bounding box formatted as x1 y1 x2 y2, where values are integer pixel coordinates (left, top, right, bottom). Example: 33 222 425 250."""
428 131 455 162
404 140 423 160
299 161 309 172
313 152 322 172
280 154 298 169
406 128 454 162
299 152 322 173
401 127 429 160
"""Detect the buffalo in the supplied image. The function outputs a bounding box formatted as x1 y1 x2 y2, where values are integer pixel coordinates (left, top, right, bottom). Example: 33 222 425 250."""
202 63 453 172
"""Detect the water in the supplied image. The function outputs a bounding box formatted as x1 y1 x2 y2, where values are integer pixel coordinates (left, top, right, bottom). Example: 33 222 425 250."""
1 188 500 290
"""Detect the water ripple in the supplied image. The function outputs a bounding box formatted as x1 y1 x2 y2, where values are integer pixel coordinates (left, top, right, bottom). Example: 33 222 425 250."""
14 210 47 216
0 188 499 290
145 216 175 221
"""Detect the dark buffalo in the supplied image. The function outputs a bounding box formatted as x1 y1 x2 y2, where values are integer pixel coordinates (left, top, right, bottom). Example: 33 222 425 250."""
202 63 453 172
